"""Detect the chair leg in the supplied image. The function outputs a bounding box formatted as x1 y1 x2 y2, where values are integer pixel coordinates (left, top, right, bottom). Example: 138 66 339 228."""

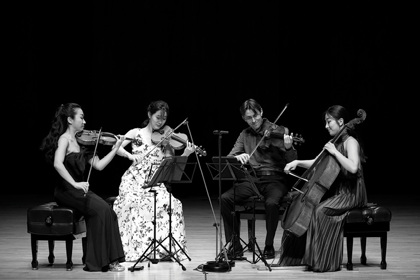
380 233 387 269
360 236 367 265
65 239 74 271
346 236 354 270
48 240 55 265
30 235 39 270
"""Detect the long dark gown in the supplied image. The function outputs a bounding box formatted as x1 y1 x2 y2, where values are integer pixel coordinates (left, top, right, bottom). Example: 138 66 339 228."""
279 135 368 272
53 148 125 271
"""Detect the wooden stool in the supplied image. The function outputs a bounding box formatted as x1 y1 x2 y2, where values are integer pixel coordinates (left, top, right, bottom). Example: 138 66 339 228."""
344 204 392 270
27 202 87 270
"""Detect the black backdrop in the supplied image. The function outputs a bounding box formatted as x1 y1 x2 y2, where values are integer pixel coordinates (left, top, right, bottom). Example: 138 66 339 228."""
11 2 412 198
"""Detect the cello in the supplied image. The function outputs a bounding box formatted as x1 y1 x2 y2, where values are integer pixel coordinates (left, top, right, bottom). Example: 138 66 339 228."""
281 109 366 237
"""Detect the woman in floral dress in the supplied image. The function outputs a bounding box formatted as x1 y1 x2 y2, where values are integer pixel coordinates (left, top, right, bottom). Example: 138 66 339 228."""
113 100 195 262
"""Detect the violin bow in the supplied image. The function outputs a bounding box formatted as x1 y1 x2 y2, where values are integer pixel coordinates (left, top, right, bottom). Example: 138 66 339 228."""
86 127 102 183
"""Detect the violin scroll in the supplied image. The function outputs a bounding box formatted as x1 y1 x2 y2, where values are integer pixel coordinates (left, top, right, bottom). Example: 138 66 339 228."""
292 134 305 146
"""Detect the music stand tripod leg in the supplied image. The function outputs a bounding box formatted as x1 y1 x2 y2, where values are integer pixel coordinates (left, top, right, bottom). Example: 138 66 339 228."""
129 188 170 271
164 191 191 261
248 197 272 271
158 187 189 271
221 184 250 262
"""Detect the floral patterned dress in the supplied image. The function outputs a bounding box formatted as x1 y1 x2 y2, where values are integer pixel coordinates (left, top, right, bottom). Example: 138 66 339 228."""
113 128 188 262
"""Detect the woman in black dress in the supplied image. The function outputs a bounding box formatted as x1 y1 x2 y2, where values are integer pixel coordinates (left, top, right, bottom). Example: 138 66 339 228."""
40 103 126 272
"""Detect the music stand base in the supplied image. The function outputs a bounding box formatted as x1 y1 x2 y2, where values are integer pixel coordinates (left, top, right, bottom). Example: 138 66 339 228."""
128 265 145 272
202 260 233 272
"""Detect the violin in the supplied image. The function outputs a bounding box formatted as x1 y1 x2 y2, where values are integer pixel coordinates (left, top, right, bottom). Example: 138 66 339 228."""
257 120 305 148
281 109 367 237
151 126 207 156
261 130 305 146
76 130 132 146
75 129 132 187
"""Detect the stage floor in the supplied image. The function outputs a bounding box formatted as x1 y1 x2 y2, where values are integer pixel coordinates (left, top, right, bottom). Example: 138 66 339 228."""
1 193 419 280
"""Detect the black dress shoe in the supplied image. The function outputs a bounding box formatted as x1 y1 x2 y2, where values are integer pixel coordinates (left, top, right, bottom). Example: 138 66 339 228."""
263 245 275 259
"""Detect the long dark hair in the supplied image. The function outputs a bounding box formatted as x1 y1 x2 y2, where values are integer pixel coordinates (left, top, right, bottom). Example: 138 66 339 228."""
141 100 170 127
40 103 82 164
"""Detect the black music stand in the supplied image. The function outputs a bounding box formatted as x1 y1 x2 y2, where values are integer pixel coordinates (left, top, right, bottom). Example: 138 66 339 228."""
129 156 194 272
207 157 271 270
207 157 254 261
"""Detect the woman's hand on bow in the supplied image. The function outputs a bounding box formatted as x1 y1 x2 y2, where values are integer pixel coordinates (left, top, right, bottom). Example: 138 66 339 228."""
74 181 89 194
284 160 298 174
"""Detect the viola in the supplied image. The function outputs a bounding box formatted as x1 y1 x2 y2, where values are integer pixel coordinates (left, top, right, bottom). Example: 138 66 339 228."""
281 109 367 237
151 126 207 156
256 119 305 148
76 130 132 146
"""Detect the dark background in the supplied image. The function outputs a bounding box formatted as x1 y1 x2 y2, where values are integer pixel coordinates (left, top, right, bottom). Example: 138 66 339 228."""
11 2 412 199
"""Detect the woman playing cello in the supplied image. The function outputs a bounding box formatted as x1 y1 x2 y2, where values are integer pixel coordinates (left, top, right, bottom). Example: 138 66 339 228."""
279 105 368 272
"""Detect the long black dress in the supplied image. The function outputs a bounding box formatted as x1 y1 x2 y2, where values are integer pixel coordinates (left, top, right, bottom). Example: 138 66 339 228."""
53 148 125 271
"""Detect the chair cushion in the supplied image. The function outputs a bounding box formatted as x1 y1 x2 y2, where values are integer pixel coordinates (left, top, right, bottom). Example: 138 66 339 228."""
240 195 291 211
105 196 117 206
346 205 392 225
27 202 86 236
